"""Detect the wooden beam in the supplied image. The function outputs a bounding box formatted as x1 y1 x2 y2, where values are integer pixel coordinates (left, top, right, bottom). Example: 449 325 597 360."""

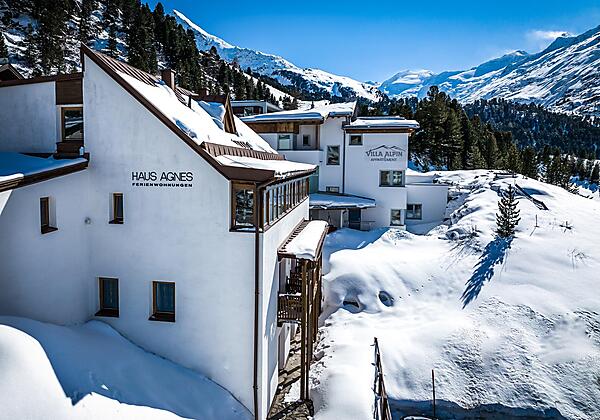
300 260 308 400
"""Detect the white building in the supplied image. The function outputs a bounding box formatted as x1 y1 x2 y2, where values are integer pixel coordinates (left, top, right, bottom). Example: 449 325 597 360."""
242 102 449 230
231 99 282 117
0 46 327 419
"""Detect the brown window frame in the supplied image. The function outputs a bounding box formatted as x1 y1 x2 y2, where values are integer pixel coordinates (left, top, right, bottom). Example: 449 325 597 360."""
326 186 340 193
96 277 119 317
40 197 57 234
150 281 175 322
110 193 124 224
60 106 84 142
231 182 257 230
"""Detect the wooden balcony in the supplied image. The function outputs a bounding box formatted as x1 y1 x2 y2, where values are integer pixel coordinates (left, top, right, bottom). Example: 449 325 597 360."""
278 293 302 324
287 271 302 294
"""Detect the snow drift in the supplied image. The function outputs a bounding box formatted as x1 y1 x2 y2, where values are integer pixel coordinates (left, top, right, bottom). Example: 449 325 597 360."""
312 170 600 420
0 317 250 419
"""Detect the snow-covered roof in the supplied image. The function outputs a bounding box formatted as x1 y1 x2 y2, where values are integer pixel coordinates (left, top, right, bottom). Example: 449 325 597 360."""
82 46 315 183
0 153 87 191
240 101 356 123
344 116 419 131
118 72 276 153
309 193 376 209
215 155 316 178
279 220 329 261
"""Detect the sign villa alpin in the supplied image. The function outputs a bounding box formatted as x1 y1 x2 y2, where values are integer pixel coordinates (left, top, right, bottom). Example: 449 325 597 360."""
365 145 404 162
131 170 194 188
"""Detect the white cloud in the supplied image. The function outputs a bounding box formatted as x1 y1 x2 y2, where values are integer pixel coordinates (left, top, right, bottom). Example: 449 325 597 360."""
528 29 573 42
526 29 573 50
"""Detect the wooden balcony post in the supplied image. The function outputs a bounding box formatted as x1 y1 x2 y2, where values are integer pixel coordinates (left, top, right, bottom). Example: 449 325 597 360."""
300 260 308 400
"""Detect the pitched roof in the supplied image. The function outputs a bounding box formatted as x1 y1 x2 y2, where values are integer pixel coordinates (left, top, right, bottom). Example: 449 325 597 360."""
0 153 88 192
0 63 24 81
81 46 315 182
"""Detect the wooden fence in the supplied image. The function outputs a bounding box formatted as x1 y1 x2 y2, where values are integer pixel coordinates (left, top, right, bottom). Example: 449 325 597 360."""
373 337 392 420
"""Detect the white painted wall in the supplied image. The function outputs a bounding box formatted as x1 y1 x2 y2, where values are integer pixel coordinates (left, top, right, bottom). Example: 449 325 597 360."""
0 173 94 324
82 55 260 412
405 184 449 225
0 82 58 152
344 132 409 228
317 117 346 192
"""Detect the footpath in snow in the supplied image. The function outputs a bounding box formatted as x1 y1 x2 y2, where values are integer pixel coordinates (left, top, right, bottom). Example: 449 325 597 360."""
311 170 600 420
0 316 250 420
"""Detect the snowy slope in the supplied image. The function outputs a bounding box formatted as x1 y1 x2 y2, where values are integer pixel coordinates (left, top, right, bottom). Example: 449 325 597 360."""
380 26 600 116
312 171 600 420
172 10 381 102
0 317 250 419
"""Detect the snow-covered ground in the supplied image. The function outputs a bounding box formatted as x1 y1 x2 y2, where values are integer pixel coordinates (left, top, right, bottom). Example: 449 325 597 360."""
0 317 250 419
311 170 600 420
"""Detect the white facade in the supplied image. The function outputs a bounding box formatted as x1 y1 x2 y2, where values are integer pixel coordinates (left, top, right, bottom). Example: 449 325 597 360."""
243 107 449 230
0 48 322 419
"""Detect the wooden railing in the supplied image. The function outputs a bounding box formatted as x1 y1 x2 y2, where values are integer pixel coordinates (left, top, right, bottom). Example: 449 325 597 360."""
278 293 302 324
373 337 392 420
287 271 302 294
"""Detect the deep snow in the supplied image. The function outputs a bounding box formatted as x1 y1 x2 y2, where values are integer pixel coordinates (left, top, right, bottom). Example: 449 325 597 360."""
311 170 600 420
0 317 250 419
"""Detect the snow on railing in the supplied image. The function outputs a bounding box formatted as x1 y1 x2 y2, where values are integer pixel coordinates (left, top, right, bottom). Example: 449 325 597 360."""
373 337 392 420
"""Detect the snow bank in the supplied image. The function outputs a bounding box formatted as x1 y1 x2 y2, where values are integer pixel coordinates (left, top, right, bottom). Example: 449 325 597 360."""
312 171 600 420
0 317 250 420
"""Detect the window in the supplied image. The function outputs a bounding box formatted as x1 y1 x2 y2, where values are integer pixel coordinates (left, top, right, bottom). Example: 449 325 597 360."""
326 186 340 193
379 170 404 187
61 107 84 141
232 183 255 229
151 281 175 322
302 134 310 146
110 193 124 224
327 145 340 165
349 134 363 146
263 177 310 228
406 204 423 220
96 277 119 317
40 197 57 234
390 209 403 226
277 134 293 150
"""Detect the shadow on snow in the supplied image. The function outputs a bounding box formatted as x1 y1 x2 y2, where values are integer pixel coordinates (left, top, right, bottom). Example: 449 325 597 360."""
461 237 512 308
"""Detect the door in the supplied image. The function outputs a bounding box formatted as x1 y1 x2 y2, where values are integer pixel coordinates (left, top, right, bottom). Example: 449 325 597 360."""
348 209 361 230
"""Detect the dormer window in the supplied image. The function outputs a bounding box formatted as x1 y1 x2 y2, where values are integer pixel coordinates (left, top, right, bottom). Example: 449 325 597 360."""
61 107 84 141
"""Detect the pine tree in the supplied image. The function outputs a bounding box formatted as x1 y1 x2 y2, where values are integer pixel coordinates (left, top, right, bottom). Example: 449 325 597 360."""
0 33 8 59
78 0 97 46
520 147 538 179
496 184 520 238
591 163 600 185
23 23 39 74
465 140 486 169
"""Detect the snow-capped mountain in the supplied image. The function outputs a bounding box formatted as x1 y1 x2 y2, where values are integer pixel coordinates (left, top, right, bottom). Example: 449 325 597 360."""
172 10 381 102
380 26 600 116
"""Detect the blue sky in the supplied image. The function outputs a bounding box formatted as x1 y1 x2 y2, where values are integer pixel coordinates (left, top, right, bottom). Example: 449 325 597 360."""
146 0 600 82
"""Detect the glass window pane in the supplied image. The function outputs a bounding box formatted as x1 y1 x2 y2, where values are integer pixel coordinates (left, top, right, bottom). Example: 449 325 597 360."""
327 146 340 165
350 135 362 145
101 278 118 310
392 171 403 186
380 171 389 186
390 209 402 226
235 188 254 227
63 108 84 141
277 134 292 150
156 283 175 313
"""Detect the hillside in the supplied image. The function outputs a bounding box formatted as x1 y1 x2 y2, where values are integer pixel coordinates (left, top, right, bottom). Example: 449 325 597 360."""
380 26 600 117
172 9 381 102
313 170 600 420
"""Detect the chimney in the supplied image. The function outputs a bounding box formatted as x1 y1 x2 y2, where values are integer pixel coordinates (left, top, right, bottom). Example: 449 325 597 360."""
161 68 176 90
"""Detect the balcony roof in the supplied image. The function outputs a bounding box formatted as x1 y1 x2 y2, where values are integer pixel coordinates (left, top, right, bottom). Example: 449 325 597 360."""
278 220 329 261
